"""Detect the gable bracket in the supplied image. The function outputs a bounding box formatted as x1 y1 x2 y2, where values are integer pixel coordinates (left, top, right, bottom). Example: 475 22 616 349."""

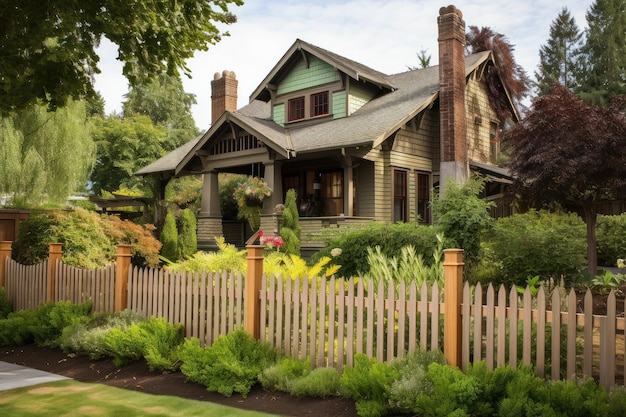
298 48 310 68
228 121 240 141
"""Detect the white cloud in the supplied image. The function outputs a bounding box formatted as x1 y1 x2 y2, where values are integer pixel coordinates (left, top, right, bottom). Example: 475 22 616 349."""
94 0 593 131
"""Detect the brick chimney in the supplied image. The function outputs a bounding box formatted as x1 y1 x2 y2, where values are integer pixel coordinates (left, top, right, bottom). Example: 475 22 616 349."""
438 5 468 190
211 70 238 124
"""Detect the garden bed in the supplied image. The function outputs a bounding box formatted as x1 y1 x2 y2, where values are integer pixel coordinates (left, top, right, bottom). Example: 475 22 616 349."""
0 344 358 417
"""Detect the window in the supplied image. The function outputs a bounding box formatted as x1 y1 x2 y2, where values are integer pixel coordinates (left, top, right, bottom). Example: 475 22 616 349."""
321 171 343 216
416 173 431 224
489 121 499 163
393 170 407 222
311 91 329 117
288 96 305 121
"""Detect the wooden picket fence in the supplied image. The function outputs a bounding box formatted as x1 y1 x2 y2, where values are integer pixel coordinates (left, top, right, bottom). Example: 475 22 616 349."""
0 241 624 388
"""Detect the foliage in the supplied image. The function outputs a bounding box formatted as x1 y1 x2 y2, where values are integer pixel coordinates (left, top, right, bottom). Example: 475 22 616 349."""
0 288 12 319
577 0 626 106
165 176 202 212
505 84 626 277
484 210 586 287
465 26 530 120
89 115 167 196
291 367 341 398
0 100 95 207
12 209 161 268
431 176 494 272
280 189 301 255
590 270 626 295
123 73 199 149
164 237 246 273
104 317 184 372
178 329 278 397
340 353 400 417
0 0 243 113
258 357 311 393
177 209 197 260
233 176 273 230
312 222 441 279
220 174 246 220
534 7 583 96
365 234 444 289
160 212 179 263
262 251 340 280
596 214 626 266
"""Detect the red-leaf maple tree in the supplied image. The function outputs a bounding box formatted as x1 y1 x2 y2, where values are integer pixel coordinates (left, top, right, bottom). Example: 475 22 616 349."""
505 84 626 277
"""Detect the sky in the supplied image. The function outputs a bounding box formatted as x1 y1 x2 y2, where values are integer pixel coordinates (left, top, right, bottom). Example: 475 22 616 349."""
93 0 594 131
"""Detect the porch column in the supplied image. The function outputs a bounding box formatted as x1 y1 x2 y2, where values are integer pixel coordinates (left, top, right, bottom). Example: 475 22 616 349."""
262 161 282 214
343 155 354 216
199 170 221 216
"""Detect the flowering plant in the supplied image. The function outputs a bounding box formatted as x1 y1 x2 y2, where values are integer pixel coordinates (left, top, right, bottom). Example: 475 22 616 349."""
233 176 272 207
259 230 283 250
233 176 272 230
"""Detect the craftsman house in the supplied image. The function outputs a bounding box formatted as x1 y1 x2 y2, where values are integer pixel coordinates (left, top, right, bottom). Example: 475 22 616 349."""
136 5 519 252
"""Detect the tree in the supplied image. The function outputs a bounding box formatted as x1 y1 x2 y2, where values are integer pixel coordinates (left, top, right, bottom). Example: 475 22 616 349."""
407 48 432 70
160 212 179 263
577 0 626 106
534 7 583 96
466 26 531 121
280 189 301 256
89 115 167 195
0 100 95 207
0 0 243 113
505 85 626 276
123 74 200 149
178 208 198 260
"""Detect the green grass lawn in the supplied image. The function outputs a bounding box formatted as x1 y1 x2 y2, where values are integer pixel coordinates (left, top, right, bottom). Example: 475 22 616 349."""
0 380 278 417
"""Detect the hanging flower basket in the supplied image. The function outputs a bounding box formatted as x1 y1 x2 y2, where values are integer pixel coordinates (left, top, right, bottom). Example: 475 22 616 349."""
244 195 263 207
233 176 272 230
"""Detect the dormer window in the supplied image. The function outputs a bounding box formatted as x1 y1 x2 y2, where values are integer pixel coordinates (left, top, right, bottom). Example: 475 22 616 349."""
288 96 305 121
311 91 329 117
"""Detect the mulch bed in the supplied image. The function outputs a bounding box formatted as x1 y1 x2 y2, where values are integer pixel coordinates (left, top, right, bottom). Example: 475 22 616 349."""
0 344 358 417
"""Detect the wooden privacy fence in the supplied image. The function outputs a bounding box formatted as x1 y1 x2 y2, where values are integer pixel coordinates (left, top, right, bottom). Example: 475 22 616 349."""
1 241 625 388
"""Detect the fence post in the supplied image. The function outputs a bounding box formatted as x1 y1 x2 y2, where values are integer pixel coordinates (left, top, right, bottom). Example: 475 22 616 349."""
443 248 464 367
0 241 12 289
245 243 264 339
115 244 132 312
47 243 63 302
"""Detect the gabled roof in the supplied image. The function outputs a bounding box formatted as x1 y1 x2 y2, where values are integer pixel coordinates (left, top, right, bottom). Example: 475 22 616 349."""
250 39 395 102
135 134 202 177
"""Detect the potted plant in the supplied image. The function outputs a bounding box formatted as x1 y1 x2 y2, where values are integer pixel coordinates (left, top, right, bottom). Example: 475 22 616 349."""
233 176 272 230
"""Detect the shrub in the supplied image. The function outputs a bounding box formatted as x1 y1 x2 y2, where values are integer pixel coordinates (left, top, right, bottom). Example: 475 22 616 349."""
219 174 246 220
431 176 494 271
12 208 161 268
259 356 311 393
597 214 626 267
312 222 441 278
160 211 179 262
165 237 247 273
484 210 586 287
0 288 12 319
280 188 301 255
179 329 278 397
290 367 341 398
105 317 184 372
340 353 400 417
177 208 197 259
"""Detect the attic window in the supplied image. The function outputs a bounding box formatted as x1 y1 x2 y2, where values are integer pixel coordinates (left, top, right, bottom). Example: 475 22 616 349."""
288 96 305 121
311 91 329 117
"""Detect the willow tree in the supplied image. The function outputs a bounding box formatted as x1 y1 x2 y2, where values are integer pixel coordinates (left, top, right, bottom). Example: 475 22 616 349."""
0 100 95 207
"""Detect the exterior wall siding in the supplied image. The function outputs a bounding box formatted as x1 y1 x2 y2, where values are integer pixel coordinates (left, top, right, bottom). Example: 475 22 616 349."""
465 77 499 164
276 55 340 95
332 91 347 119
355 160 375 218
273 103 285 126
348 82 378 115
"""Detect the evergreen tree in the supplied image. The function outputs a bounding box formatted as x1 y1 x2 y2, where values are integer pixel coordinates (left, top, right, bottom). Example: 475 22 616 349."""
160 212 179 263
535 7 583 96
577 0 626 105
178 208 197 260
280 189 301 256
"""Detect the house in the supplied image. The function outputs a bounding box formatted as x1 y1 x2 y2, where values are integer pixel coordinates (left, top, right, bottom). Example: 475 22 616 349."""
136 5 519 253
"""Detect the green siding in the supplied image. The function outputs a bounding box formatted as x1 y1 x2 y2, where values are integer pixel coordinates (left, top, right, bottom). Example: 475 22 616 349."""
333 91 346 119
273 103 285 126
277 55 340 95
348 82 377 115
